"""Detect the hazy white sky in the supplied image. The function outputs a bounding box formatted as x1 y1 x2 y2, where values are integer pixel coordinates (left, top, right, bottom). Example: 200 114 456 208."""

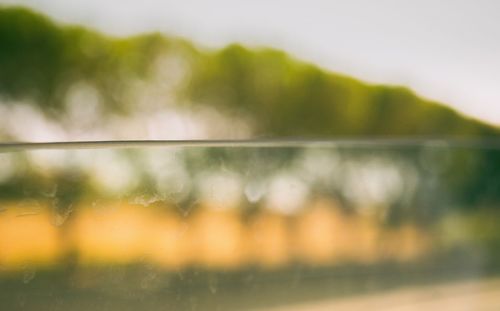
3 0 500 125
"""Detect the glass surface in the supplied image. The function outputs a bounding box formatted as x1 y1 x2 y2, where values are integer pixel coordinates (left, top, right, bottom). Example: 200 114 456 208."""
1 140 500 310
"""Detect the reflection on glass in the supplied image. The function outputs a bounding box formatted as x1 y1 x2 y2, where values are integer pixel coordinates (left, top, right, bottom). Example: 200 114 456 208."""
0 142 499 310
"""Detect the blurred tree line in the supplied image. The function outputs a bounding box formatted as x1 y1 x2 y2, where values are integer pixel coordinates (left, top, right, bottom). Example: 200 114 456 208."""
0 6 499 211
1 7 498 137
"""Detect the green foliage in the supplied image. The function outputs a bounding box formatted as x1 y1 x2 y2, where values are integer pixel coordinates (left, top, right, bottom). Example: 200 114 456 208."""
1 6 498 137
0 7 65 107
0 7 179 113
188 44 498 137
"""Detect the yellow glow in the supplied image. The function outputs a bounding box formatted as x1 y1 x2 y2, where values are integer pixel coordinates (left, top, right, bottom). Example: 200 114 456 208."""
294 199 382 265
248 212 290 268
0 202 61 269
189 207 247 268
71 203 153 264
146 212 192 268
0 199 434 271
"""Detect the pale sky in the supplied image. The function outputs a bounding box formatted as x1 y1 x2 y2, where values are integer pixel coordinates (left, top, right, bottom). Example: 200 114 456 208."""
3 0 500 126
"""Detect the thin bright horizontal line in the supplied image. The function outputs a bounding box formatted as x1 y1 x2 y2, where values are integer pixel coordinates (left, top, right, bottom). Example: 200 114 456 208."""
1 138 500 151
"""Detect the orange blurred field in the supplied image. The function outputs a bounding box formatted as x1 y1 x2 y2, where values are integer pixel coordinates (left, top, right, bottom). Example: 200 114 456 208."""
0 199 432 272
0 202 62 269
